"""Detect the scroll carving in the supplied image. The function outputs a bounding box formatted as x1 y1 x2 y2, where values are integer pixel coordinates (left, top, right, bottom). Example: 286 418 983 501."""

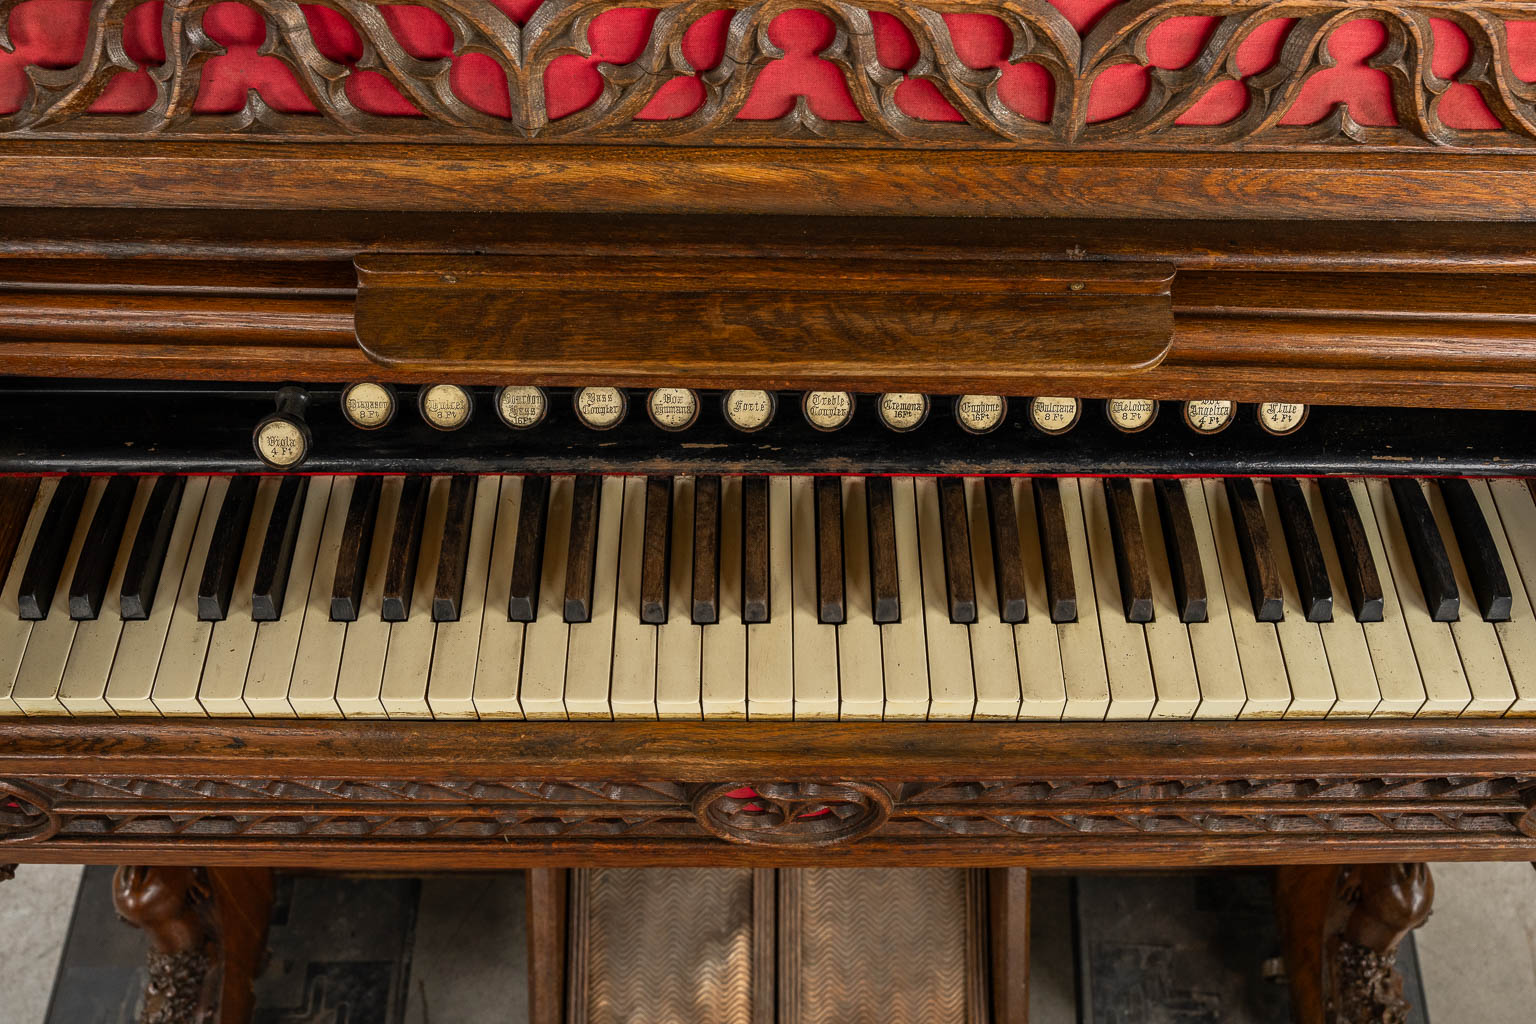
692 781 893 846
2 0 1536 148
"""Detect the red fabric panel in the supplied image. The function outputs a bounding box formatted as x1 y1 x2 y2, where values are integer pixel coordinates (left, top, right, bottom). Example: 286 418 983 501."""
1 0 1533 132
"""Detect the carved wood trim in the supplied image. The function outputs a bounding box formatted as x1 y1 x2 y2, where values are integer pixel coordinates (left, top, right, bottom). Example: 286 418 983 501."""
4 0 1536 150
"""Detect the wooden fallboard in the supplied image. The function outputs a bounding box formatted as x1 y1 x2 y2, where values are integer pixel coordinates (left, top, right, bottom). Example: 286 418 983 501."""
3 718 1536 870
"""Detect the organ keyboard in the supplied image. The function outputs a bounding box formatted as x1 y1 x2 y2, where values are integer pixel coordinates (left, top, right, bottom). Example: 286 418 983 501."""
6 465 1536 722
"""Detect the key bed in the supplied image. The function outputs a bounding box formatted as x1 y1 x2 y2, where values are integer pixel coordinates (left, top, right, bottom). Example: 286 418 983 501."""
3 472 1536 722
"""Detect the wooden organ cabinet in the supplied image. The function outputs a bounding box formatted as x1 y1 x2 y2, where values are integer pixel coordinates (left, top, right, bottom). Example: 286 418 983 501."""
3 0 1536 1021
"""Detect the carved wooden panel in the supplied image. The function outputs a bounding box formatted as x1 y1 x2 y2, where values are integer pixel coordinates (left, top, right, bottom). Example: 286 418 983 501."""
2 0 1536 148
4 773 1535 851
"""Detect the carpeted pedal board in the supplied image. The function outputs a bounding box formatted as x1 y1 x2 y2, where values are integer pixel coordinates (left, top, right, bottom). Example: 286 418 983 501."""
567 867 990 1024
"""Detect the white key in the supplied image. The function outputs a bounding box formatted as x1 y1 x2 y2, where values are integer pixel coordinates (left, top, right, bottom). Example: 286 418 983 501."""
12 477 105 714
747 476 794 719
1364 478 1469 715
1177 481 1246 719
196 478 280 717
473 476 526 718
241 476 334 717
792 476 839 720
1254 479 1335 718
1345 479 1427 716
1008 479 1065 720
701 476 747 719
881 477 930 719
1131 479 1200 720
1483 479 1536 713
1423 481 1514 716
1081 479 1155 720
105 477 210 715
1202 479 1290 718
567 476 626 718
837 478 884 720
336 477 402 719
60 477 154 715
379 476 448 719
147 475 233 716
290 477 363 718
0 479 56 715
1057 479 1110 720
915 478 974 720
424 476 501 719
518 476 574 719
608 476 655 718
1299 480 1380 717
963 478 1022 719
656 476 703 719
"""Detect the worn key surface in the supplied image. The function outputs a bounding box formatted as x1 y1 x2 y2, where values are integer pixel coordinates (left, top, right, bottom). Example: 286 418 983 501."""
1033 477 1077 623
865 475 901 624
507 474 550 622
1272 477 1334 622
1152 477 1206 623
1224 477 1285 622
937 476 977 624
984 477 1028 623
196 475 258 621
119 475 186 621
1389 476 1460 622
1318 477 1385 622
639 475 672 624
18 474 87 620
742 475 770 624
1438 477 1513 622
433 474 478 622
381 473 430 622
253 475 309 622
815 475 845 624
692 475 721 625
68 475 135 621
562 474 604 624
0 476 41 595
329 474 379 622
1103 477 1154 623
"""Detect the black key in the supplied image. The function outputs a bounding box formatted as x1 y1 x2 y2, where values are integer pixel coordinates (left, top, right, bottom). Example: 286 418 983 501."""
1272 478 1333 623
1103 477 1153 623
329 476 380 622
1389 477 1459 622
1153 479 1206 623
197 475 258 621
18 475 88 620
692 476 721 625
865 476 901 624
815 476 844 625
1318 478 1384 622
507 475 550 622
1438 478 1512 622
1225 477 1284 622
67 476 135 620
0 477 41 596
381 474 429 622
253 476 309 622
562 475 604 624
433 475 478 622
937 477 976 624
984 478 1027 623
120 475 186 621
639 476 672 624
742 475 770 624
1033 478 1076 623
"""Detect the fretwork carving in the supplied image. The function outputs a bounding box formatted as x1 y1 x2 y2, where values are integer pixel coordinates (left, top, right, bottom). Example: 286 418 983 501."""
3 0 1536 149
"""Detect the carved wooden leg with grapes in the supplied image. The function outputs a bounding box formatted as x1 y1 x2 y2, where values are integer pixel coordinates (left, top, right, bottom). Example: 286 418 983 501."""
113 866 274 1024
1276 863 1435 1024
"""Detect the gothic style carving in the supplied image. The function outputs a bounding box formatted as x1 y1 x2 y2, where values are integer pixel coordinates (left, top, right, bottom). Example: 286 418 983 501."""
2 772 1534 850
0 780 58 844
2 0 1536 148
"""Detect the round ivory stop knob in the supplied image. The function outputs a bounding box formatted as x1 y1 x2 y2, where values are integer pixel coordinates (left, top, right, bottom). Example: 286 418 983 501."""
253 386 313 469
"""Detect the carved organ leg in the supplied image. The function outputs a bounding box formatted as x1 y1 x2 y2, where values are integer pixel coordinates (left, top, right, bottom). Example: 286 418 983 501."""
1276 863 1435 1024
0 863 15 883
112 866 274 1024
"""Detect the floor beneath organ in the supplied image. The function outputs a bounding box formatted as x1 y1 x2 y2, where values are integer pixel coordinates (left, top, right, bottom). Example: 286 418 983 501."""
3 863 1533 1022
